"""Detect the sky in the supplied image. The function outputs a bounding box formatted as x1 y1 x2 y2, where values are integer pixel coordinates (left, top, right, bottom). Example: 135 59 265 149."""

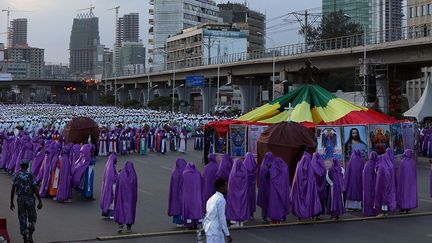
0 0 321 64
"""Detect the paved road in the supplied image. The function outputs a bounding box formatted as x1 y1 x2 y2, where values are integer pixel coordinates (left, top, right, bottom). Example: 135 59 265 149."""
0 144 431 243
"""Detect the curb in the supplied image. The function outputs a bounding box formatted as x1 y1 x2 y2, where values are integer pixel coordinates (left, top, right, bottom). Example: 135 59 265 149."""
96 211 432 241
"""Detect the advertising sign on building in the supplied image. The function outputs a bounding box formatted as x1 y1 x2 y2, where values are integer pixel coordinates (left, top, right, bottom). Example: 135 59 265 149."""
186 75 205 87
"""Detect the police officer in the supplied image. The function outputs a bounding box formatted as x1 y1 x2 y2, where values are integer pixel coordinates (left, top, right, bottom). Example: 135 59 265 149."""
10 160 43 243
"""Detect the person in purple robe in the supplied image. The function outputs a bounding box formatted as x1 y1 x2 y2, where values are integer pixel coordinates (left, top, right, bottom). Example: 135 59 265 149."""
257 152 273 222
226 159 249 227
311 152 326 217
375 148 397 216
203 154 219 204
268 156 290 223
290 151 322 220
70 144 81 174
344 149 365 211
216 154 233 182
7 136 22 173
114 161 138 233
14 140 34 173
362 151 379 217
182 162 204 229
0 134 14 169
39 142 61 198
100 153 118 218
397 149 418 213
56 144 73 202
168 158 187 226
243 152 258 218
324 158 345 219
71 144 92 189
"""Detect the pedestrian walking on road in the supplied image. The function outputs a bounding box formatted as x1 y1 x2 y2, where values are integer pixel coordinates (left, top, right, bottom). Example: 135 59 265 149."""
203 179 232 243
10 160 43 243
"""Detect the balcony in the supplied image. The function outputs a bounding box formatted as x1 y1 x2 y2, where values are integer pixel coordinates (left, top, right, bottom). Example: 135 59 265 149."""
149 0 154 5
149 8 154 15
149 27 154 34
148 39 154 45
149 18 154 25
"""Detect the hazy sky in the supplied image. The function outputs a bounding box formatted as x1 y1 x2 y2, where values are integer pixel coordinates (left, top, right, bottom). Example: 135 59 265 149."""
0 0 321 63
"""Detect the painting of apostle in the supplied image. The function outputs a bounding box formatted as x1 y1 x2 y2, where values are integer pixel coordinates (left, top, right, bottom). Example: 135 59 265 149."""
369 124 391 155
316 126 343 161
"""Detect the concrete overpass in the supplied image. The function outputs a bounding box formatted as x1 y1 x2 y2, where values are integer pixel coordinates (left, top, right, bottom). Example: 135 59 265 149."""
106 24 432 113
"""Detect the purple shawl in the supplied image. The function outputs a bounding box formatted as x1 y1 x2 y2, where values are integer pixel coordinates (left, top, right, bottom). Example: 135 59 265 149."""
226 159 250 221
397 149 418 210
0 137 13 169
168 158 187 216
100 153 118 214
203 154 219 203
56 144 73 202
312 152 326 201
243 152 258 215
72 144 92 188
39 142 61 198
14 141 34 172
257 152 273 213
182 163 204 221
7 138 21 172
70 144 81 174
328 158 345 217
32 142 50 179
268 157 290 221
362 152 379 216
216 154 233 181
344 149 365 201
114 161 138 225
290 152 322 219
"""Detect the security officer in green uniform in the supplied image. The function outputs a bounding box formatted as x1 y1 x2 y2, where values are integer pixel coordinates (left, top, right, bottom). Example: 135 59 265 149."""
10 160 43 243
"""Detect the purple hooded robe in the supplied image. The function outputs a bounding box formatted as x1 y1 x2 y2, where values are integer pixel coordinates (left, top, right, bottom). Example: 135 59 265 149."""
0 136 14 169
374 148 397 211
39 142 61 198
257 152 274 219
114 161 138 225
327 158 345 217
70 144 82 174
202 154 219 203
397 149 418 210
14 140 34 172
168 158 187 217
56 144 73 202
243 152 258 216
362 152 379 216
290 152 322 219
72 144 92 188
216 154 233 181
100 153 118 215
268 157 290 221
226 159 250 221
182 163 204 223
344 149 365 203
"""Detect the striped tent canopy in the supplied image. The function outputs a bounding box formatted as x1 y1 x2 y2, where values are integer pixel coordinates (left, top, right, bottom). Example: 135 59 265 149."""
237 84 396 126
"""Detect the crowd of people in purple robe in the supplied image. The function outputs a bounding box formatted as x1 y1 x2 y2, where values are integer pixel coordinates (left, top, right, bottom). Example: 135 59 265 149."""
168 147 420 229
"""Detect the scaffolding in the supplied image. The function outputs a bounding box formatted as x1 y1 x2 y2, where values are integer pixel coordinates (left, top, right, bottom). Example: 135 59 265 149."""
354 59 389 113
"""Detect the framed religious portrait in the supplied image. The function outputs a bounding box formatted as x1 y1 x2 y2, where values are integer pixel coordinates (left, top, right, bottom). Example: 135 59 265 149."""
214 130 228 154
390 123 404 156
316 126 343 161
343 125 369 161
368 124 391 156
247 125 268 156
229 124 248 157
401 122 415 150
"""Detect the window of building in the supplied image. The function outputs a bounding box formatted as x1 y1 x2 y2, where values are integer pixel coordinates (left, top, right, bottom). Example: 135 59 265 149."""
429 4 432 15
410 7 413 18
416 6 420 17
423 5 427 16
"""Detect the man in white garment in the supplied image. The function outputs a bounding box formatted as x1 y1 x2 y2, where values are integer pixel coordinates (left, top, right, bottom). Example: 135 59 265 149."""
203 179 232 243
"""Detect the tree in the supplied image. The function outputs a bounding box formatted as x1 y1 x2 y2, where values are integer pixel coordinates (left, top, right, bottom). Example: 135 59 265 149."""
299 10 363 42
100 94 115 105
148 96 180 111
122 99 142 109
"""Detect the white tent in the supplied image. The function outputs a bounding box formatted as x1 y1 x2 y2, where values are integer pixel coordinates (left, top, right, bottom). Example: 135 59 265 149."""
404 75 432 122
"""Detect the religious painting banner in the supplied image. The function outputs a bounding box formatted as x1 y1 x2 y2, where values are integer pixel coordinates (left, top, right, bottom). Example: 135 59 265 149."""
401 122 415 150
247 125 268 156
368 124 391 156
229 124 248 157
214 129 228 154
316 126 343 161
390 123 404 156
343 125 369 161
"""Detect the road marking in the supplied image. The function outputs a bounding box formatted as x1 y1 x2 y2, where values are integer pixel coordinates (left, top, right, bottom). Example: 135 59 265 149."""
97 212 432 241
138 189 154 196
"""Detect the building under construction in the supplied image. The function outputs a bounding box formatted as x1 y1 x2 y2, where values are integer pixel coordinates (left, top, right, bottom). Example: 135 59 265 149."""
69 12 103 78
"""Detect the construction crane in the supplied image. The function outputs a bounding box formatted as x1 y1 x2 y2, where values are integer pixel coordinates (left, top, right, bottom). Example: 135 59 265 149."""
77 4 95 15
1 7 33 47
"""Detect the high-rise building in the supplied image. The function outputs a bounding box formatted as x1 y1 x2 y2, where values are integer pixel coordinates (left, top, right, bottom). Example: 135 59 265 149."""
218 3 266 52
322 0 403 41
149 0 222 68
407 0 432 37
371 0 403 41
8 18 28 48
8 46 44 78
69 12 103 78
322 0 369 32
44 63 69 79
119 13 140 42
120 42 145 75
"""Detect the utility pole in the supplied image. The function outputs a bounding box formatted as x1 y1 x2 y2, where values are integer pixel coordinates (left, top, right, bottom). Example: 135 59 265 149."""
208 36 211 65
304 10 308 45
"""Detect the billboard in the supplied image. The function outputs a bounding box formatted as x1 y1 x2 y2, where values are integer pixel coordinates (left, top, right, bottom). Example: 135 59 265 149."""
186 75 205 87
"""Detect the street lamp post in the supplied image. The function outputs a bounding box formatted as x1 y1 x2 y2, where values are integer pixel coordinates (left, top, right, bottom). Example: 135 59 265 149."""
147 68 151 106
172 61 176 112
